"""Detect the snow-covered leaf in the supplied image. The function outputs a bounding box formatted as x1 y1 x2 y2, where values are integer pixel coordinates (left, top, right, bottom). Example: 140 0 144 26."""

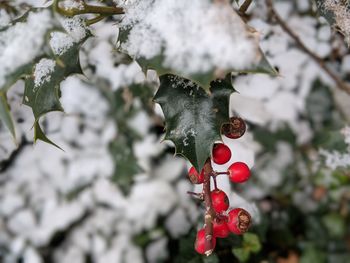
21 16 91 144
118 0 261 90
315 0 350 45
154 74 234 172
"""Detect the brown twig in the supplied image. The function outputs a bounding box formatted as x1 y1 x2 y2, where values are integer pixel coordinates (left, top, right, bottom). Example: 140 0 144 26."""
187 191 204 201
239 0 253 14
202 160 216 256
265 0 350 95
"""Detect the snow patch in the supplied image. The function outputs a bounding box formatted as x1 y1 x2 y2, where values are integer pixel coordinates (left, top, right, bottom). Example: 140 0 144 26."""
34 59 56 88
0 10 52 87
117 0 259 74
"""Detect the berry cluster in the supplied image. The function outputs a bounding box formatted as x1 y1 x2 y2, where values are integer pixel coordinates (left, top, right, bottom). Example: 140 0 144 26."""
187 117 253 256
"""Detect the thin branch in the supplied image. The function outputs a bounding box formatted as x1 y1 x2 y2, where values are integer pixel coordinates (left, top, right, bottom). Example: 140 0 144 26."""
187 191 204 201
239 0 253 14
265 0 350 95
213 171 229 176
202 159 216 256
0 136 30 173
53 0 124 17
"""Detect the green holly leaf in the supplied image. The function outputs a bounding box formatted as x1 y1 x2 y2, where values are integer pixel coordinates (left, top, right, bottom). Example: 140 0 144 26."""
322 213 346 238
117 1 275 91
243 233 262 253
154 74 234 172
22 17 91 145
0 9 56 139
233 247 250 262
109 137 142 194
315 0 350 44
23 59 64 120
34 121 63 150
0 92 16 140
315 0 337 25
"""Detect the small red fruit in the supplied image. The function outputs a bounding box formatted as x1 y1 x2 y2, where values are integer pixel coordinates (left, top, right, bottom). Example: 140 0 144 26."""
227 208 251 235
195 228 216 255
211 189 229 213
188 166 204 184
227 162 251 183
212 143 231 164
213 217 230 238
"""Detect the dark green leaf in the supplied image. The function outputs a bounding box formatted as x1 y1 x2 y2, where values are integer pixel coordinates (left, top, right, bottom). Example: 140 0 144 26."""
109 137 142 194
154 74 234 171
243 233 261 253
233 247 250 262
322 213 346 238
34 121 63 150
0 92 16 139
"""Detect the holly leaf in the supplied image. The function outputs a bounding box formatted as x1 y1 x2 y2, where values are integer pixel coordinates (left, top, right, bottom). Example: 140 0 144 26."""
233 247 250 262
117 1 268 91
154 74 234 172
22 17 91 145
0 92 16 139
109 137 142 194
0 9 56 139
315 0 350 45
34 121 63 150
243 233 262 253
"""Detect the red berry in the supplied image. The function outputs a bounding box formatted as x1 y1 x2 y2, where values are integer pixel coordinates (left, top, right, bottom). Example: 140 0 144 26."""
227 208 251 235
227 162 251 183
212 143 231 164
211 189 229 213
188 166 204 184
195 228 216 255
213 217 230 238
221 117 246 139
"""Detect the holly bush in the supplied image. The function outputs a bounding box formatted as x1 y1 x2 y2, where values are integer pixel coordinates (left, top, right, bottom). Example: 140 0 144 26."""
0 0 350 262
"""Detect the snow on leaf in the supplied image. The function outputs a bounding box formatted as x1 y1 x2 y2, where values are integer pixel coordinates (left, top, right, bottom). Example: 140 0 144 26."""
117 0 261 90
154 74 234 172
315 0 350 45
0 9 53 89
21 13 91 145
34 58 56 88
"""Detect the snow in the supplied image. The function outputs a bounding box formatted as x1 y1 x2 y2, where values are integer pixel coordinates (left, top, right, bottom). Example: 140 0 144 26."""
60 0 85 10
50 32 74 56
319 149 350 170
0 10 52 88
1 0 350 262
117 0 260 74
34 59 56 88
61 16 87 42
323 0 350 45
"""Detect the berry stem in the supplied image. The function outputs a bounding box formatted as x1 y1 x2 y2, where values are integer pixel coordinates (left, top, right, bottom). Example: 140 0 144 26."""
214 171 229 176
202 159 216 256
187 191 204 200
213 176 218 190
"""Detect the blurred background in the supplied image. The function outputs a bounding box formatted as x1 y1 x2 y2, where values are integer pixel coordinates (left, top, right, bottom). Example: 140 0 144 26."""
1 0 350 262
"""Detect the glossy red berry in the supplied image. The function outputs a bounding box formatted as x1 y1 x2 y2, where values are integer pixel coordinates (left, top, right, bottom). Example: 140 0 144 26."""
213 217 230 238
227 162 251 183
212 143 231 164
227 208 251 235
195 228 216 255
211 189 229 213
221 117 246 139
188 166 204 184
